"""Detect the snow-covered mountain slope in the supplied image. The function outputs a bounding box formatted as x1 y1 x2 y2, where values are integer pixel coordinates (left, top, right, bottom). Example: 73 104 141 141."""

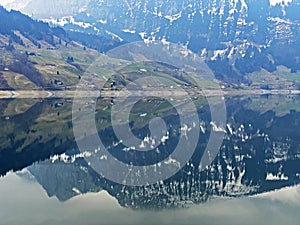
0 0 32 11
2 0 298 46
1 0 294 15
1 0 90 17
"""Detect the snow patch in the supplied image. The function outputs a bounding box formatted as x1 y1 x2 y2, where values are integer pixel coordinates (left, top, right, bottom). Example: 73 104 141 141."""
98 19 107 24
122 29 136 34
269 0 293 6
211 49 228 61
43 16 93 29
0 0 32 11
105 30 123 42
165 12 182 23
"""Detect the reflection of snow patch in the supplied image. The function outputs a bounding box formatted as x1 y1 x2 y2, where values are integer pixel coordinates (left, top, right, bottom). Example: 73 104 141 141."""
123 146 136 152
139 141 145 149
161 132 169 143
227 124 233 135
266 173 289 181
164 157 180 168
181 124 192 136
210 121 226 133
100 155 108 160
72 187 81 195
200 125 206 134
50 152 93 163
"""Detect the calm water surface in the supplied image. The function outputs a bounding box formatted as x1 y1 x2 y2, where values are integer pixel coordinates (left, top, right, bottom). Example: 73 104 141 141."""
1 95 300 225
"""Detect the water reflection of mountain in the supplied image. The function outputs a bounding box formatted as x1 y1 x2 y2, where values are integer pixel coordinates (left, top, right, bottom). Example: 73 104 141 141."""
2 96 300 209
0 99 75 176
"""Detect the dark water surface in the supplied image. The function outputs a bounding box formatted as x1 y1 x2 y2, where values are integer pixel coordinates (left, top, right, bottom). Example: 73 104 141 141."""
1 95 300 225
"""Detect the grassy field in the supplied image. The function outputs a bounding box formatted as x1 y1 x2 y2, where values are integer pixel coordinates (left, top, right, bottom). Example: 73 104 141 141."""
0 35 105 90
2 71 40 90
1 33 225 94
247 66 300 90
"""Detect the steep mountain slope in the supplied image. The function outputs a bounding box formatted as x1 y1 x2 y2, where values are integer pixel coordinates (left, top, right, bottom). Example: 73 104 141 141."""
1 0 90 17
3 0 300 85
0 6 120 91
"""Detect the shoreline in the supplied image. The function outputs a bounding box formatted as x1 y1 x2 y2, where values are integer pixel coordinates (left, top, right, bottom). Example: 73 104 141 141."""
0 89 300 99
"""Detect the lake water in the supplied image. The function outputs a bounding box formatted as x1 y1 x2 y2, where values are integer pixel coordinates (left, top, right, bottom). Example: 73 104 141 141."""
1 94 300 225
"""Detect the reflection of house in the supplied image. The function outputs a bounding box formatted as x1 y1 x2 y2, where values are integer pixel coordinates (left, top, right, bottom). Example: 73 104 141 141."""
55 103 64 108
54 79 63 86
147 84 168 88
